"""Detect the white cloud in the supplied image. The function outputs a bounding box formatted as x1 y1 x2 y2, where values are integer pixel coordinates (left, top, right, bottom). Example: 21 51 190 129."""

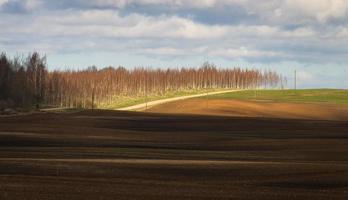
336 27 348 38
24 0 43 10
208 46 285 59
297 70 314 82
1 9 321 41
284 0 348 23
73 0 348 25
2 8 344 65
0 1 347 69
0 0 43 11
31 11 228 39
88 0 245 8
0 0 9 6
1 1 347 88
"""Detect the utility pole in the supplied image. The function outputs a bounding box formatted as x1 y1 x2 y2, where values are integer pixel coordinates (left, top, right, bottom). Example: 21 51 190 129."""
145 75 148 110
92 85 95 110
294 70 297 90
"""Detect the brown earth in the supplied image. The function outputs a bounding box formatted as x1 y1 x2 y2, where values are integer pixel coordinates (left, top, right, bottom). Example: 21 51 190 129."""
0 109 348 199
147 99 348 121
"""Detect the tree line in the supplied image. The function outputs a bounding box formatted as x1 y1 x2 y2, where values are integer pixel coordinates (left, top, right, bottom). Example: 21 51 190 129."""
0 52 286 110
0 52 46 110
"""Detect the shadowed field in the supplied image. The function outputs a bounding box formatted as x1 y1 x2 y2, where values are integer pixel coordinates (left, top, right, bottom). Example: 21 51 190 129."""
0 110 348 199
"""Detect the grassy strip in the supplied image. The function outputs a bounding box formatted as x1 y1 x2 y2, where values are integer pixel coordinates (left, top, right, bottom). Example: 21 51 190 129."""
200 89 348 104
99 88 225 109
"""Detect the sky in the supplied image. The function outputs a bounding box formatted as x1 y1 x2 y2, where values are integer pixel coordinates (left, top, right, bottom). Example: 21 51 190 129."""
0 0 348 88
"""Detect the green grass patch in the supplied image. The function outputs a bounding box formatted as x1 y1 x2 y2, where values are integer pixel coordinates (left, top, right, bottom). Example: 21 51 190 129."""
201 89 348 104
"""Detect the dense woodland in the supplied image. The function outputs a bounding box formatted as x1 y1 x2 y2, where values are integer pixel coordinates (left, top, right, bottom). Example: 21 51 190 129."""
0 52 46 110
0 52 286 110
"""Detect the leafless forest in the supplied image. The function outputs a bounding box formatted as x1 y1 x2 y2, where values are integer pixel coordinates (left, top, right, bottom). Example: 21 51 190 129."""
0 52 285 109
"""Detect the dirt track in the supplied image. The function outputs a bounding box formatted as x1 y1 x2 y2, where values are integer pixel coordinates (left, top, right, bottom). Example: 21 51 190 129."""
147 98 348 121
0 109 348 199
117 89 239 111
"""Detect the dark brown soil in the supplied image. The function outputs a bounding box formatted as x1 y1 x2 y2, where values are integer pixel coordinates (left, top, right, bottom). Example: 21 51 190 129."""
0 110 348 199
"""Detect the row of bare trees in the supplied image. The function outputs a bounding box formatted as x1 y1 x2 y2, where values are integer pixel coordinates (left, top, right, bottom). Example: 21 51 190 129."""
0 53 286 110
46 62 285 108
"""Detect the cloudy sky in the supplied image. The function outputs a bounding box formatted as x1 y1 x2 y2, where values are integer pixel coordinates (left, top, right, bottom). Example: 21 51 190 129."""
1 0 348 88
